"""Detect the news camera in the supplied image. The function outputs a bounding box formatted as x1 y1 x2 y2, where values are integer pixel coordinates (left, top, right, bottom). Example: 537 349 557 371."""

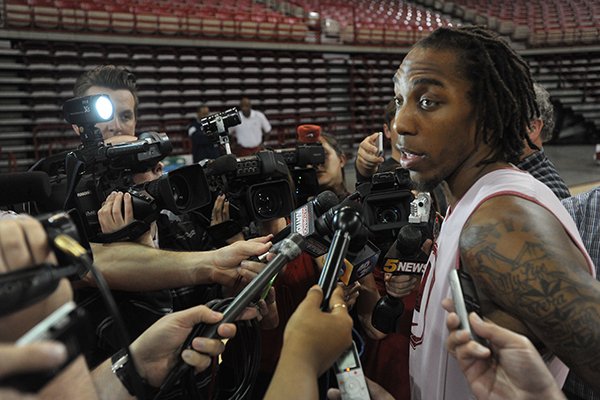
204 150 295 224
35 95 211 242
359 167 415 244
273 124 326 205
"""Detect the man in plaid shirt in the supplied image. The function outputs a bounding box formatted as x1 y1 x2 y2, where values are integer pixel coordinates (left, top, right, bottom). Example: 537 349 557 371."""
562 185 600 400
517 83 571 200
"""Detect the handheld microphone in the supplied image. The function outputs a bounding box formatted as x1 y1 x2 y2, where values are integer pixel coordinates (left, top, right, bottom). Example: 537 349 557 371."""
271 189 339 245
156 232 306 398
317 205 365 310
0 171 51 206
372 193 433 333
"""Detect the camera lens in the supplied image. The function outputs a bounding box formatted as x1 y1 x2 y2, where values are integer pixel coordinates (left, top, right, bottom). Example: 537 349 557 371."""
169 175 191 210
376 207 401 224
252 188 282 219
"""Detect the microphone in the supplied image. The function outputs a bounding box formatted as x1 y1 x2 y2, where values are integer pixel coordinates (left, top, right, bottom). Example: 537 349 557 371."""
0 263 80 317
317 205 365 310
296 124 321 143
372 193 433 333
0 172 51 206
156 232 306 397
202 154 238 176
271 189 339 245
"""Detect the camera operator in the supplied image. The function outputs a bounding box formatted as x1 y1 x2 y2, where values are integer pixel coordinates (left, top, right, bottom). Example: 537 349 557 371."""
65 66 272 293
0 215 246 400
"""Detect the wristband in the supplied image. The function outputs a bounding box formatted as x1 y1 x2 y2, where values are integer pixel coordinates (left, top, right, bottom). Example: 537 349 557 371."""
111 348 157 399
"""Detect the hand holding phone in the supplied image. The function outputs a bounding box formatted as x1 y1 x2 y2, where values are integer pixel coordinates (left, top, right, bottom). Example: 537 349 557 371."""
448 269 486 346
376 131 384 157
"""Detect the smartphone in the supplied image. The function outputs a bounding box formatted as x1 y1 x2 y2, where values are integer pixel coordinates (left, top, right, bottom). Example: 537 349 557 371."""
448 269 486 346
376 131 384 157
2 301 90 392
334 341 370 400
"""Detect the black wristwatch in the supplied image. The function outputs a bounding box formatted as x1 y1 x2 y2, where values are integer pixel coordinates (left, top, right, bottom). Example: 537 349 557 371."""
111 348 157 399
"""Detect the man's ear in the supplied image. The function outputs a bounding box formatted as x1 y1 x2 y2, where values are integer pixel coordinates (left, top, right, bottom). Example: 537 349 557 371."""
528 119 543 145
154 162 164 176
339 153 347 168
383 123 391 140
72 124 81 136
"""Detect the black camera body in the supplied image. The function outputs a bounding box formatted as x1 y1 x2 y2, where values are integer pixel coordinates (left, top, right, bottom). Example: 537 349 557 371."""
206 150 295 224
200 107 241 141
359 168 414 243
36 95 211 242
274 143 325 206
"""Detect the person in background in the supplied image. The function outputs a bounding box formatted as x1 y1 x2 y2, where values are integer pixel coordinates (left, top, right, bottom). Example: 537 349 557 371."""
316 132 350 200
188 104 221 163
561 185 600 400
517 83 571 200
230 97 271 156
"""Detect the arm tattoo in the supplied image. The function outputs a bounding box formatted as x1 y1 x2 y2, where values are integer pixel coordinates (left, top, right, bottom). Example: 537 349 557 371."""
461 215 600 378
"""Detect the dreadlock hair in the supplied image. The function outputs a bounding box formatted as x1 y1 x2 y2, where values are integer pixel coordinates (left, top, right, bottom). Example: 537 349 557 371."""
414 26 539 164
73 65 139 117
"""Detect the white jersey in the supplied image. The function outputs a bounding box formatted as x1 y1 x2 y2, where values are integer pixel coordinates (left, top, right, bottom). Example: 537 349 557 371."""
409 167 595 400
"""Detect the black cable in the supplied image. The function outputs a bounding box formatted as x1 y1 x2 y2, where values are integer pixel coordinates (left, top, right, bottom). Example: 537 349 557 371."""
167 297 261 400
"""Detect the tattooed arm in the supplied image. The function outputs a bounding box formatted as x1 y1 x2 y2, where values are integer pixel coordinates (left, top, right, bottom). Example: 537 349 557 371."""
460 195 600 392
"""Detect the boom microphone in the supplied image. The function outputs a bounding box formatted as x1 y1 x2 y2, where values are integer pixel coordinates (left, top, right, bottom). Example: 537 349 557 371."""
0 172 51 206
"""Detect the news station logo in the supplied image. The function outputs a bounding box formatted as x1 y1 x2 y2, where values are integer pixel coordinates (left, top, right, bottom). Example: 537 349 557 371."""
383 259 426 274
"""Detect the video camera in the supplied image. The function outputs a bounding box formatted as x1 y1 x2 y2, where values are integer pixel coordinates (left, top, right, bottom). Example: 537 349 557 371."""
275 124 325 205
204 150 295 225
358 167 415 244
36 95 211 242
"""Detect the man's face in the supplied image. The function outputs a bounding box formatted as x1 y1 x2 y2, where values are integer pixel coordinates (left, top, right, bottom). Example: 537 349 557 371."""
84 86 136 139
240 98 252 118
393 47 479 191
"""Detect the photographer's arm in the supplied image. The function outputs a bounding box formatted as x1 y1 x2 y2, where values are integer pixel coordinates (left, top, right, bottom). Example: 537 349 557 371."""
84 238 272 291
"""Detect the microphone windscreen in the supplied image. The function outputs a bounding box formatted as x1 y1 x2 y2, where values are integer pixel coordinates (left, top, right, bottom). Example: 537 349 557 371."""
313 190 339 215
296 124 321 143
0 172 51 206
203 154 237 176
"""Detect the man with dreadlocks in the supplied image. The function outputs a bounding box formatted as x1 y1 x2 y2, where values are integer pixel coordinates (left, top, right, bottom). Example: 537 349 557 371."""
394 26 598 399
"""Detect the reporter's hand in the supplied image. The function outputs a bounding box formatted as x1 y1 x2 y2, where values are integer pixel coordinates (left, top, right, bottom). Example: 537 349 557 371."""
97 191 154 247
442 298 566 400
384 274 419 298
339 281 360 309
282 285 353 376
209 236 272 287
0 217 71 340
210 194 244 244
356 132 385 178
0 342 67 378
130 305 238 387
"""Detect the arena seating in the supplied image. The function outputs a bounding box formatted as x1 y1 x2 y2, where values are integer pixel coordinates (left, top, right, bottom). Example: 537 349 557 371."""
0 0 598 171
415 0 600 46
